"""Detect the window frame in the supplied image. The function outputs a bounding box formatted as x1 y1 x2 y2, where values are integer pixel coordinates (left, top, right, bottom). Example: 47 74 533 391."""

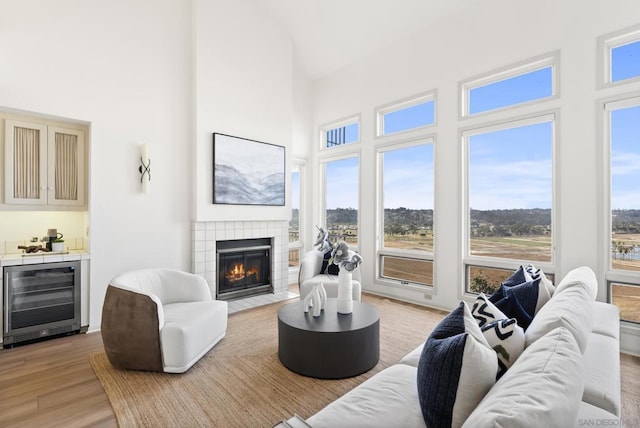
319 115 361 151
319 151 361 251
375 136 436 290
289 159 305 270
462 112 559 297
459 51 560 119
375 90 437 138
600 93 640 317
598 24 640 88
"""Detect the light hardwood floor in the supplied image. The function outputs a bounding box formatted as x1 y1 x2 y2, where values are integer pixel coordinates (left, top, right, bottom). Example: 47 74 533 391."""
1 320 639 427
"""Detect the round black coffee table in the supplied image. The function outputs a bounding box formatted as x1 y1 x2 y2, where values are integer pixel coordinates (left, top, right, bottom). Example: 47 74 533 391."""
277 298 380 379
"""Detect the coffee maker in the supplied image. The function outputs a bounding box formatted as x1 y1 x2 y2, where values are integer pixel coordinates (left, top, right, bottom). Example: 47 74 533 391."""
46 228 63 251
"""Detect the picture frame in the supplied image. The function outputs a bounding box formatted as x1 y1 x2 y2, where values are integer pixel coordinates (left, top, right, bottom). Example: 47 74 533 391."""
213 133 285 206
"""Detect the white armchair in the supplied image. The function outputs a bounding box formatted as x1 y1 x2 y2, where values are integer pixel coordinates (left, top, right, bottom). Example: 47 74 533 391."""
298 250 362 301
101 269 227 373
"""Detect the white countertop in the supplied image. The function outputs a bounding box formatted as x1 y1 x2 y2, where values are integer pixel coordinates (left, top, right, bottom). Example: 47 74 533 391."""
0 250 90 266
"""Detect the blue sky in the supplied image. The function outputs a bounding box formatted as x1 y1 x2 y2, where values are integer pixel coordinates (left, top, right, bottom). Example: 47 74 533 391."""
291 170 300 209
383 144 434 210
315 49 639 212
611 104 640 209
325 157 359 209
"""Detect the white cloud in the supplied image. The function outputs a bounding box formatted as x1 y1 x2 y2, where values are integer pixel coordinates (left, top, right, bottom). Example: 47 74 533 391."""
470 158 552 210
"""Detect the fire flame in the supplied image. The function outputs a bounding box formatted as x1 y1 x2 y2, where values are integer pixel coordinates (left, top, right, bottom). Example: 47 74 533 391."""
226 263 259 281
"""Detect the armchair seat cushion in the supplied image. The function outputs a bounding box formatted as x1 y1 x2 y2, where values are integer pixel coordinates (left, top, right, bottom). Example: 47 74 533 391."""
161 300 228 373
300 275 361 301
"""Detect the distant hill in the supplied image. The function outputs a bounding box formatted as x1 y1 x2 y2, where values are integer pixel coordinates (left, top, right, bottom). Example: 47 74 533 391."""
612 209 640 233
291 207 640 235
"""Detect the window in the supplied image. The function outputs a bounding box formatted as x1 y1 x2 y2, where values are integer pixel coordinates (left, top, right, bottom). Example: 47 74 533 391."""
605 96 640 324
323 156 359 248
321 117 360 148
378 141 434 287
377 93 436 136
289 161 304 268
461 53 557 117
466 117 554 263
611 40 640 83
609 100 640 272
600 25 640 85
467 264 555 295
610 283 640 324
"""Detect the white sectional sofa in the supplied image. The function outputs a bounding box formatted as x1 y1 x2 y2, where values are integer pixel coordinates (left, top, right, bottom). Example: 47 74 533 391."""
306 266 622 427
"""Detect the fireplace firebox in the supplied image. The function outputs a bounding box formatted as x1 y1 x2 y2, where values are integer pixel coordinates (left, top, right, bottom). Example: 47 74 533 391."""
216 238 272 301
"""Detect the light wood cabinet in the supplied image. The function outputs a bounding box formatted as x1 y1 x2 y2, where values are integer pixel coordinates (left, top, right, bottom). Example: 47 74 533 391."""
4 119 86 207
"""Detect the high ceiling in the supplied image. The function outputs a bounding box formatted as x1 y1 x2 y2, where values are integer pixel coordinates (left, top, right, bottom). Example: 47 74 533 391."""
253 0 478 80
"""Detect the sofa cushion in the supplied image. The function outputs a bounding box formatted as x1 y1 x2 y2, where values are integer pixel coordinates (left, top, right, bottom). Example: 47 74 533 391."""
417 301 497 428
525 267 595 353
398 343 424 367
582 332 621 416
480 318 525 379
575 402 621 427
592 301 620 340
307 364 426 428
471 293 507 327
462 327 584 428
554 265 597 301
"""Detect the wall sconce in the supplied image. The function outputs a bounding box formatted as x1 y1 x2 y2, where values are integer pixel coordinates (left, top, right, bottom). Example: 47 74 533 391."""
139 143 151 193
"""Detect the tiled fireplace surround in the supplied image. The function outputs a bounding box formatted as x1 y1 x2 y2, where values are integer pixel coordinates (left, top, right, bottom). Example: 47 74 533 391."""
192 220 296 313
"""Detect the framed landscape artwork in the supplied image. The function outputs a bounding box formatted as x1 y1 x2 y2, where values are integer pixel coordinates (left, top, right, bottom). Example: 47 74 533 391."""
213 133 285 206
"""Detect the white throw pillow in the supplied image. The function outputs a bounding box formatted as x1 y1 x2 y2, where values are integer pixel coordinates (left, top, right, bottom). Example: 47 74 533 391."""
462 327 584 428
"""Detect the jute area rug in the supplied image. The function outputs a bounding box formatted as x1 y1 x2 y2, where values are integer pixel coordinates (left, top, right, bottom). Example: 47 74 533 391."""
90 294 446 427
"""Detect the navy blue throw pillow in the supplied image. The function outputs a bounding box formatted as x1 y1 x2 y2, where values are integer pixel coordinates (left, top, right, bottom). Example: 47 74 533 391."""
417 302 497 428
491 292 534 330
489 279 539 330
501 265 529 287
319 251 332 274
319 251 340 275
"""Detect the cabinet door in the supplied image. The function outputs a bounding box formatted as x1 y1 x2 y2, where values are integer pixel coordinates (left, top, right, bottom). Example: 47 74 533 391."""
47 126 85 206
4 120 48 205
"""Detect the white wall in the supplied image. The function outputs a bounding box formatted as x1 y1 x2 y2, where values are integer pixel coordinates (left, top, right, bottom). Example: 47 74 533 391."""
194 0 293 223
0 0 301 331
0 0 194 329
292 60 314 249
311 0 640 313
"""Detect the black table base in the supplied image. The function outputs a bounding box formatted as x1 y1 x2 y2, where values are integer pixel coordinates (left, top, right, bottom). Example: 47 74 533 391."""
278 299 380 379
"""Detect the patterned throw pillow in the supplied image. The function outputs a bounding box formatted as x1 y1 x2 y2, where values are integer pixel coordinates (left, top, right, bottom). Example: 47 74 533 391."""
525 264 555 298
472 293 525 379
319 251 340 275
471 293 507 327
480 318 525 379
417 301 497 428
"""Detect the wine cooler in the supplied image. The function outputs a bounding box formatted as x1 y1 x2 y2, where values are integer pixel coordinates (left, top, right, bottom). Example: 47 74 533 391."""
3 261 81 346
